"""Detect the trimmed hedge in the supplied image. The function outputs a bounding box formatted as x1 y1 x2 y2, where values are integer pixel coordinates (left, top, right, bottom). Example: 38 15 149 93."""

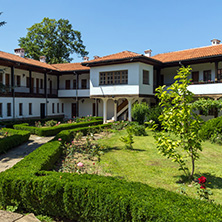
13 119 103 137
0 128 30 154
199 116 222 140
1 123 222 221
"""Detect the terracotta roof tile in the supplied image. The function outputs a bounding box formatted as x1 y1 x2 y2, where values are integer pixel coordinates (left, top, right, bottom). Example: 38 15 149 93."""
52 63 89 71
152 44 222 63
0 51 56 70
82 50 142 64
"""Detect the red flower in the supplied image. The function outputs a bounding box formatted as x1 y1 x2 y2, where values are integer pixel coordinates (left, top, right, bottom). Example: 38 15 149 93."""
198 176 207 184
200 185 206 189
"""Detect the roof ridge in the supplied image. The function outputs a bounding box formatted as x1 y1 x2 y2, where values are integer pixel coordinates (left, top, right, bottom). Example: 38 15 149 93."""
152 44 222 57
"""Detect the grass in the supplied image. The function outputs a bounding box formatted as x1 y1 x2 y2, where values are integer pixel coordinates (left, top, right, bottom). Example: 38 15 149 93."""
97 129 222 204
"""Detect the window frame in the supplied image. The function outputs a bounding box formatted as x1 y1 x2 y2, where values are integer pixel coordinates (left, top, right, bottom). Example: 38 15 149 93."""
143 70 150 85
99 70 128 85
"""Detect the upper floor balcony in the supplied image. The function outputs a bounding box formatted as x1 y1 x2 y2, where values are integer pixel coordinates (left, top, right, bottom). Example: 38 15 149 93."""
58 87 90 98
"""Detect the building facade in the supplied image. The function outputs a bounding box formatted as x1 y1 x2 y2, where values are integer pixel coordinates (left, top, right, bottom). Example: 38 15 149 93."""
1 40 222 122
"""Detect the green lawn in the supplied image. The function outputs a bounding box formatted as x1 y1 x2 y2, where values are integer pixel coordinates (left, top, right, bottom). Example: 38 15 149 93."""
97 129 222 204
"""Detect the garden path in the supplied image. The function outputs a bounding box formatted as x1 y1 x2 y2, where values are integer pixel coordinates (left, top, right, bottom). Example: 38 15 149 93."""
0 135 54 173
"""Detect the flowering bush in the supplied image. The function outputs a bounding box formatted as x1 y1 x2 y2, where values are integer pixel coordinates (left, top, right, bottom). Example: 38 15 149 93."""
44 120 58 127
35 121 42 128
195 176 213 201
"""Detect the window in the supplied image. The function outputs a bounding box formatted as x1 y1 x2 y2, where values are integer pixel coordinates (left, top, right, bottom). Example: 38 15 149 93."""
192 71 199 82
52 103 55 113
62 103 64 113
7 103 11 116
57 103 59 113
65 80 70 89
203 70 211 81
218 69 222 81
0 73 2 84
26 77 30 88
16 75 21 87
19 103 23 116
29 103 32 115
73 80 77 89
0 103 2 117
99 70 128 85
40 79 43 89
143 70 149 84
5 74 10 86
81 79 87 89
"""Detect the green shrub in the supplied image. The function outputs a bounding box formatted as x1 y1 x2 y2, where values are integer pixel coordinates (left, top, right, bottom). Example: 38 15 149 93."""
127 122 147 136
199 116 222 140
145 105 162 131
14 120 103 137
1 122 222 221
44 120 58 127
0 128 30 154
132 102 149 124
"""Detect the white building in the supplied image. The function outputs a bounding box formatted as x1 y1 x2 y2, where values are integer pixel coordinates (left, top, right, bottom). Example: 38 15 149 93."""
1 40 222 122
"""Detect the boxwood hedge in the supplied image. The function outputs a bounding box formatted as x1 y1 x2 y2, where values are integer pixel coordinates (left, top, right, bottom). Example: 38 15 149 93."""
13 119 103 136
0 128 30 154
0 123 222 221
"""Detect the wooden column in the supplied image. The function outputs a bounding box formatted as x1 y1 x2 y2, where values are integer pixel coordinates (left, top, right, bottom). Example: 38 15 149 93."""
44 72 47 97
29 70 32 93
11 66 15 119
215 61 218 82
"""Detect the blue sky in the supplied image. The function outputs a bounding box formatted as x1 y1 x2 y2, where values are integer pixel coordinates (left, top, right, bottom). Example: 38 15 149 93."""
1 0 222 62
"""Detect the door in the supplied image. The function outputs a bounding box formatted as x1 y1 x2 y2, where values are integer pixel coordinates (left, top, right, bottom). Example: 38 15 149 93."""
5 74 10 86
65 80 70 89
71 103 78 118
31 78 34 93
36 78 39 94
40 103 46 119
50 80 52 95
192 71 199 83
81 79 87 89
93 102 98 116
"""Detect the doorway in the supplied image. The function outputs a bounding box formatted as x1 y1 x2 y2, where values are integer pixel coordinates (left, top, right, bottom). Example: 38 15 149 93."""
71 103 78 118
40 103 46 119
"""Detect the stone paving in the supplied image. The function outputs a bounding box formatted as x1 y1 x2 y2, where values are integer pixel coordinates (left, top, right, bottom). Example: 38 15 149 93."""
0 135 54 173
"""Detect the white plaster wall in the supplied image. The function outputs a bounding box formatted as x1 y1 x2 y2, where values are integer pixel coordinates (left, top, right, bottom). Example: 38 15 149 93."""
138 62 154 95
90 63 140 96
187 83 222 94
58 89 90 97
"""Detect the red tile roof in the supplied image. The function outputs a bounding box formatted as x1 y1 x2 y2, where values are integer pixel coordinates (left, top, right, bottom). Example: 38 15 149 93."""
82 50 142 64
52 63 89 71
0 50 56 70
152 44 222 63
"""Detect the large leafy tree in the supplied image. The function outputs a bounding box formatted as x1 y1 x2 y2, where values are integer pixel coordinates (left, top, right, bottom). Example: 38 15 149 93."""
0 12 6 27
18 17 88 64
154 66 203 179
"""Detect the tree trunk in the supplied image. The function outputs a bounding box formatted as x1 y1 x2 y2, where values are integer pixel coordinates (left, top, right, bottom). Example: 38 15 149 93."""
190 149 195 179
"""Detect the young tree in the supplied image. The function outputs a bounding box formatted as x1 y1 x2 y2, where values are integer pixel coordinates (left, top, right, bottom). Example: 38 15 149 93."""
154 66 203 179
0 12 6 27
18 17 88 64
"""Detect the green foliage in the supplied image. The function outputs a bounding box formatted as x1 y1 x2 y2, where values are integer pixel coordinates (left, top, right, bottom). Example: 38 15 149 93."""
44 120 58 127
13 119 103 136
0 128 30 154
18 17 88 64
145 105 162 131
111 121 130 131
0 12 6 27
199 116 222 140
119 128 134 149
131 102 149 124
127 122 147 136
154 66 203 178
0 122 222 221
192 98 222 117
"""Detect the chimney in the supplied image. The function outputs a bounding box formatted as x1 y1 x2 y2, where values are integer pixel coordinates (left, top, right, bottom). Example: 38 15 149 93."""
39 56 46 63
93 55 100 60
14 48 25 58
144 49 152 57
83 56 89 61
211 39 221 45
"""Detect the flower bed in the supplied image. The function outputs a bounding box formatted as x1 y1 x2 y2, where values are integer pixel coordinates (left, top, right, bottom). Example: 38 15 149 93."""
0 128 30 154
0 123 222 221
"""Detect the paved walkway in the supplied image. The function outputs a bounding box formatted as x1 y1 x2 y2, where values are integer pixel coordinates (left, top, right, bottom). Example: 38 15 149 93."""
0 211 40 222
0 135 54 173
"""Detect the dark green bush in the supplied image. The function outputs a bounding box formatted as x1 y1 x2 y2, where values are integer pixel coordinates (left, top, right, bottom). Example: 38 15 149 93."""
132 102 149 124
199 116 222 140
14 120 103 136
145 105 162 131
127 122 147 136
0 128 30 154
1 122 222 221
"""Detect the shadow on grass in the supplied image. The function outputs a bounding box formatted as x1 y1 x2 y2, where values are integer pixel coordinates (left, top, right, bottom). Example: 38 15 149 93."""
194 173 222 189
102 146 121 154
